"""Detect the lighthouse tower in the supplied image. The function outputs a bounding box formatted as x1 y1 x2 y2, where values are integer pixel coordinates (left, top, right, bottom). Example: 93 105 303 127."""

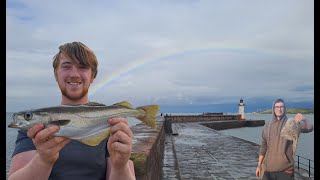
238 98 245 120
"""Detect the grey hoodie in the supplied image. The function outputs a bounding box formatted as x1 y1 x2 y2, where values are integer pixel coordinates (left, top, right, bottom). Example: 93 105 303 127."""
258 99 294 172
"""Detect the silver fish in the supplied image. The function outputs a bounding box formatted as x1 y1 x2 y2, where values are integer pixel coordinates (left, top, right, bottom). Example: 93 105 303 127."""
280 117 301 155
8 101 160 146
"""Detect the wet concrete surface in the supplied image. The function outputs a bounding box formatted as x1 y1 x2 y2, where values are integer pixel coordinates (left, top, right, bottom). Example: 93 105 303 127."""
161 122 313 180
161 134 181 180
161 122 260 180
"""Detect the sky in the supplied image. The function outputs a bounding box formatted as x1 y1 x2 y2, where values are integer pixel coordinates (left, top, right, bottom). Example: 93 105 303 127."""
6 0 314 113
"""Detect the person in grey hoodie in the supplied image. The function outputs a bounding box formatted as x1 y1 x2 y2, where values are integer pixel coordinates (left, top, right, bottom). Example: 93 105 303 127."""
255 98 313 180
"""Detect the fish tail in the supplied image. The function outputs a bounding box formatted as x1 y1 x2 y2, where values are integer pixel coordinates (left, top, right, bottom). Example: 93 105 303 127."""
136 105 160 128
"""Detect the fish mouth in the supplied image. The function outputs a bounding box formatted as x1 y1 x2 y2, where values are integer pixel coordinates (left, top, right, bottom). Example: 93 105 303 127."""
8 122 19 128
8 114 20 128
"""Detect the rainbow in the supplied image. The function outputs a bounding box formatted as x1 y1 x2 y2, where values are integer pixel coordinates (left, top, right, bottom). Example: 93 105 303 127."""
89 45 270 96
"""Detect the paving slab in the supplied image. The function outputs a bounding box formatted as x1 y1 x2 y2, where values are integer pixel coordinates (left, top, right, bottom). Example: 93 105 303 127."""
163 122 260 180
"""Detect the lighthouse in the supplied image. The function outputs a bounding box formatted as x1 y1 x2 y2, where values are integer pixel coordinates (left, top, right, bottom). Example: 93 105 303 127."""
238 98 245 120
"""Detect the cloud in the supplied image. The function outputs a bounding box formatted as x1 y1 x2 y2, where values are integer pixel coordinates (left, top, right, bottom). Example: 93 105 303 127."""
6 0 314 112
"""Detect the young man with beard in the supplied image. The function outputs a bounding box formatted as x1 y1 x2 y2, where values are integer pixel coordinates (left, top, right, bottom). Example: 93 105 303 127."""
8 42 135 180
255 98 313 180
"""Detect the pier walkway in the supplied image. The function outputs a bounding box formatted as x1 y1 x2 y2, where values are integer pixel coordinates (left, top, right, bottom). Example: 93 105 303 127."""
161 122 312 180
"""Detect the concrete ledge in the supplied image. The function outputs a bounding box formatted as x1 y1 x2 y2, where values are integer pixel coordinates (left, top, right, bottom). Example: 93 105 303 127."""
166 114 241 123
201 120 265 130
164 115 243 134
130 116 165 180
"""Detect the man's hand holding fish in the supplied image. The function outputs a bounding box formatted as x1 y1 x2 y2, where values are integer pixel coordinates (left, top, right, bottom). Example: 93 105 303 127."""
294 113 313 132
294 113 304 123
107 118 134 177
27 124 71 165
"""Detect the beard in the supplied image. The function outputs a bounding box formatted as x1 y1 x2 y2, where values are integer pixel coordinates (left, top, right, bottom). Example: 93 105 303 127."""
59 83 90 101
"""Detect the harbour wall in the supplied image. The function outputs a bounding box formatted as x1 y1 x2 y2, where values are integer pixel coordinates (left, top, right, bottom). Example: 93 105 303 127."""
130 116 165 180
164 114 241 123
201 119 265 130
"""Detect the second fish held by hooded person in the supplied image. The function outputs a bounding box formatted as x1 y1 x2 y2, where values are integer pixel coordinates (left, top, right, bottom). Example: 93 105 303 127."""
280 117 303 155
8 101 160 146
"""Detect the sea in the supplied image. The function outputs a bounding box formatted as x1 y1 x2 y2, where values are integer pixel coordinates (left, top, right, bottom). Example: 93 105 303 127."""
6 112 314 178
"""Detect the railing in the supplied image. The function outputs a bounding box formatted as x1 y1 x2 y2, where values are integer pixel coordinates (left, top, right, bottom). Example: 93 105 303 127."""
295 155 314 178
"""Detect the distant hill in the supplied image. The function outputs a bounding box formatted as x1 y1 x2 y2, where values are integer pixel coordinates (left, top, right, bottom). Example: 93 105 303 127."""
257 108 314 114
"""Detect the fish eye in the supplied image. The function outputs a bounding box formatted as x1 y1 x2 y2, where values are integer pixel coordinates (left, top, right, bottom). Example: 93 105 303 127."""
24 112 33 121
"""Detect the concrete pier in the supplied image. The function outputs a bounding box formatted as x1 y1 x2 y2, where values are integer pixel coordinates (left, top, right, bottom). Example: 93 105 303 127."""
163 122 260 180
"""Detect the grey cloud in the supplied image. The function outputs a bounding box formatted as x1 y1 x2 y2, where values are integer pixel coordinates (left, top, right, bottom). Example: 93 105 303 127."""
6 1 314 112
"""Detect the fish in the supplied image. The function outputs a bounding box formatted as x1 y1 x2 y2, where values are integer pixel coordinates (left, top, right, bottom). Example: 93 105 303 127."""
8 101 160 146
280 117 301 155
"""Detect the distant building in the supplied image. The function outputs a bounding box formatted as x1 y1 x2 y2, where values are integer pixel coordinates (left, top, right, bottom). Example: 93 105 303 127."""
238 98 245 120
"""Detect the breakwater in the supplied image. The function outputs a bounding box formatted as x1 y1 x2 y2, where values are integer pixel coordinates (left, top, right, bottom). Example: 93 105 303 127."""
163 114 264 133
165 114 241 123
201 120 265 130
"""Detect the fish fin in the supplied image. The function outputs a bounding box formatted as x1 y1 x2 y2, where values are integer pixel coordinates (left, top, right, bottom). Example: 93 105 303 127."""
136 105 160 129
49 120 71 126
79 128 111 146
113 101 132 108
